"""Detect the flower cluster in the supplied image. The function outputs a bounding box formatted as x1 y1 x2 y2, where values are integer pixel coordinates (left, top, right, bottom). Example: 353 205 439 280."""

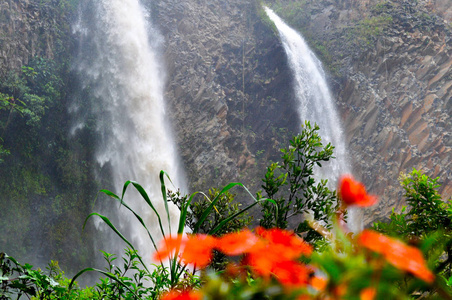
156 175 436 299
154 227 314 284
358 229 435 283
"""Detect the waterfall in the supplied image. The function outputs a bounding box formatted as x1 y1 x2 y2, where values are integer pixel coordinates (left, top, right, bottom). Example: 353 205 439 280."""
72 0 185 261
264 8 361 231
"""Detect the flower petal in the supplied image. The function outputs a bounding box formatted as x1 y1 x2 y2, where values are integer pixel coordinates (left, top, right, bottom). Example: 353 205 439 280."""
217 229 262 256
153 235 186 262
181 234 216 268
358 230 434 283
338 175 378 207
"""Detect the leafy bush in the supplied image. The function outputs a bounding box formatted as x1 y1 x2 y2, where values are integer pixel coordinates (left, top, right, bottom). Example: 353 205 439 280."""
259 121 338 244
373 169 452 282
169 188 252 237
0 252 96 299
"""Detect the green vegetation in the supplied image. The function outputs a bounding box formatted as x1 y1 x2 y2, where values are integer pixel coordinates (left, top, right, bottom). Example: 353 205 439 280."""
1 162 451 298
0 55 100 271
373 169 452 279
169 188 253 237
348 14 393 49
0 0 100 273
1 115 452 298
259 121 338 244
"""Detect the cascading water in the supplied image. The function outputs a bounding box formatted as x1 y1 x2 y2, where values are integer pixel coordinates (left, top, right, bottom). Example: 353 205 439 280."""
265 8 361 231
72 0 185 261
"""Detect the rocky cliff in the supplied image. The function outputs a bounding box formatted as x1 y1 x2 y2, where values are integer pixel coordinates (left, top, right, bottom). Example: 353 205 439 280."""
150 0 300 192
151 0 451 224
0 0 67 75
0 0 451 268
267 0 451 224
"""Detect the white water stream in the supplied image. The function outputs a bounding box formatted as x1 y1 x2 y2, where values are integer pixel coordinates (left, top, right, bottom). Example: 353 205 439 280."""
265 8 361 231
73 0 185 261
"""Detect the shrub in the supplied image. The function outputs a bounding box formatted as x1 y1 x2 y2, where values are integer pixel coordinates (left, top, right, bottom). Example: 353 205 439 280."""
259 121 338 244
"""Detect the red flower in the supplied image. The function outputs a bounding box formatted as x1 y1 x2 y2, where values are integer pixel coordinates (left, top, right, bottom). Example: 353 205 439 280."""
182 234 216 267
358 230 434 283
153 235 185 262
338 175 377 207
255 227 313 259
270 260 311 287
360 287 377 300
159 289 202 300
217 229 262 256
153 234 216 268
245 227 313 285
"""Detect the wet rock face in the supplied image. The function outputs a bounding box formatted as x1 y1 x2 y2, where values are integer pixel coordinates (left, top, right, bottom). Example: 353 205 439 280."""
150 0 299 191
151 0 451 224
291 0 451 224
0 0 61 76
2 0 449 226
431 0 452 21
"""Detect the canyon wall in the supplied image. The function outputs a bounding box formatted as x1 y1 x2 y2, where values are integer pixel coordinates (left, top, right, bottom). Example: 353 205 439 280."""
0 0 67 75
276 0 451 224
150 0 300 193
0 0 451 266
151 0 452 224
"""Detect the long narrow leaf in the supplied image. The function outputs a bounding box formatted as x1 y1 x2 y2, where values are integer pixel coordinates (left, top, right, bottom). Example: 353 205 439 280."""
83 213 149 273
112 180 166 238
83 213 134 249
160 170 173 235
126 181 167 243
102 180 174 276
100 189 159 255
193 182 244 233
176 191 209 234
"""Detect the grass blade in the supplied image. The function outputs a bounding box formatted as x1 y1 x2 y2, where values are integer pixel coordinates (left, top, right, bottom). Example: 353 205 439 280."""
160 170 173 235
129 181 167 239
83 213 150 273
100 189 159 253
193 182 243 233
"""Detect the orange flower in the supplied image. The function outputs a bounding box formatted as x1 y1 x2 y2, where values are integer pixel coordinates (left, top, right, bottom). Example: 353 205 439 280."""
338 175 377 207
159 289 202 300
255 227 313 259
360 287 377 300
217 229 262 255
358 230 435 283
310 276 327 291
357 229 391 253
153 234 216 268
271 261 310 287
245 227 313 283
153 235 185 262
182 234 217 267
244 249 277 277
